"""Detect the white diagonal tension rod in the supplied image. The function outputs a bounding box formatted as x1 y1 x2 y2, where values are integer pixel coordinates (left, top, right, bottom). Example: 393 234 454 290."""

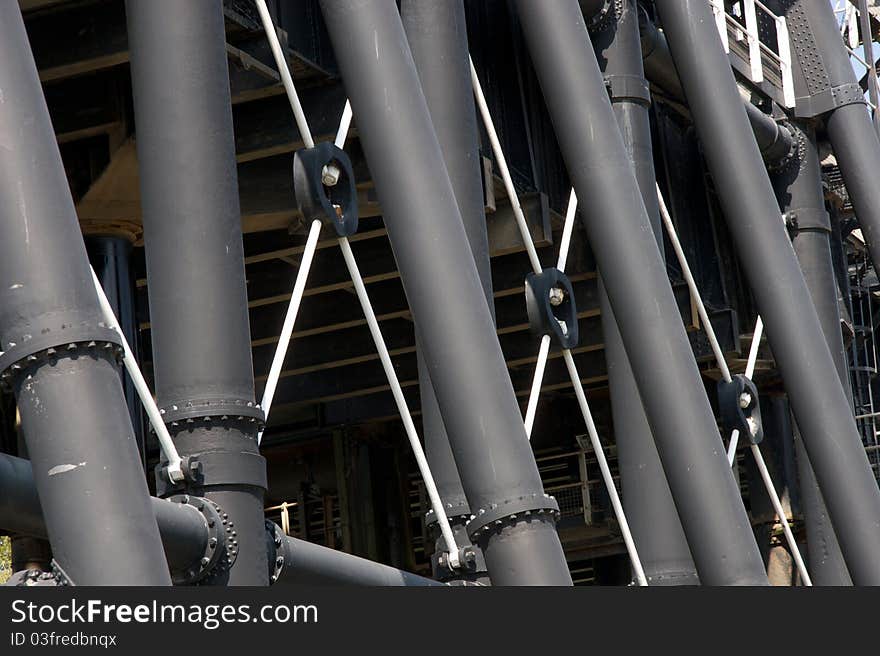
471 56 648 586
90 267 185 483
255 1 462 569
657 185 812 586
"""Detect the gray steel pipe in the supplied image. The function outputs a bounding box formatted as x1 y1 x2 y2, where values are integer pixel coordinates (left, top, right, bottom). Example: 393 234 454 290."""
591 0 698 585
319 0 572 585
655 0 880 585
770 122 852 585
0 452 209 577
638 12 794 164
0 3 169 586
274 534 444 587
0 456 438 587
515 0 768 585
126 0 268 585
402 0 492 585
0 451 49 540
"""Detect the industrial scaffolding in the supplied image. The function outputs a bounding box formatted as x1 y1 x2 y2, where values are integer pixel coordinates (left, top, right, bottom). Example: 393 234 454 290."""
2 0 880 588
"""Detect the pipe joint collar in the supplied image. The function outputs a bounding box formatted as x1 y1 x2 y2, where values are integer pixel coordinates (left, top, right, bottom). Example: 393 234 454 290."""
604 74 651 106
465 493 560 541
157 450 267 496
797 82 867 118
0 322 122 388
784 207 832 235
157 397 265 428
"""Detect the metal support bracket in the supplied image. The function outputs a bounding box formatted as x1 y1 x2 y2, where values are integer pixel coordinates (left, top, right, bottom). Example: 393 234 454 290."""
717 374 764 445
525 267 579 349
432 544 481 580
157 451 268 496
293 142 359 237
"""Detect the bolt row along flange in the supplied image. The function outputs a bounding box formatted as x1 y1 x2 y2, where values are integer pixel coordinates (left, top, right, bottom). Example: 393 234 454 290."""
157 397 265 428
167 494 235 586
0 322 123 390
465 493 561 544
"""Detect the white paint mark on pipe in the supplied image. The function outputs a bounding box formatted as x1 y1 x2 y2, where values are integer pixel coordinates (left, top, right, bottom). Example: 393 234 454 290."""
48 462 87 476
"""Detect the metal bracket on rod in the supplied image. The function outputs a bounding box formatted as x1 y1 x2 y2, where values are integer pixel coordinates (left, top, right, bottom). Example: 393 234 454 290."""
471 56 647 583
255 1 464 571
657 185 812 586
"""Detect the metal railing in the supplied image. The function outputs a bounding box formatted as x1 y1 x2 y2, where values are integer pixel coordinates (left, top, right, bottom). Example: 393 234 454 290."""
710 0 795 107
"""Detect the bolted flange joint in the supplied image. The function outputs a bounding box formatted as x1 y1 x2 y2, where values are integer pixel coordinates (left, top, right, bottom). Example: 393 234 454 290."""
0 322 123 391
157 397 265 431
424 502 471 528
265 520 287 585
293 142 359 237
465 493 561 543
168 494 235 586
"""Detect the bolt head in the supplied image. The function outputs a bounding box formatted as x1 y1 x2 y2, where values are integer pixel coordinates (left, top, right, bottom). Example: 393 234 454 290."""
322 163 342 186
548 287 565 306
739 392 752 409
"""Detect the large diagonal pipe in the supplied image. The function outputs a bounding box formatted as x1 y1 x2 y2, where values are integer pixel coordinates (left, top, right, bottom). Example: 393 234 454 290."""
515 0 767 585
638 13 794 164
0 3 169 585
126 0 268 585
654 0 880 584
401 0 492 585
319 0 572 585
770 121 852 585
590 0 698 585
